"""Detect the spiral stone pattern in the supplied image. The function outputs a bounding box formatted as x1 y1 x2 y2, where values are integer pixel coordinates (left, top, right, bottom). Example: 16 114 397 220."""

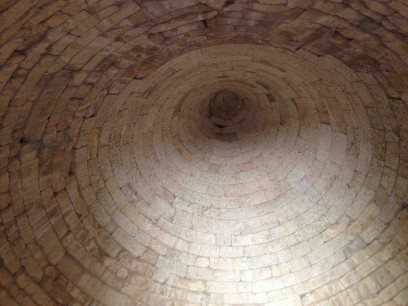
1 1 408 305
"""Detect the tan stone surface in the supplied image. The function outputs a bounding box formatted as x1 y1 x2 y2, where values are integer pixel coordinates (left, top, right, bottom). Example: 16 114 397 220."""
0 0 408 305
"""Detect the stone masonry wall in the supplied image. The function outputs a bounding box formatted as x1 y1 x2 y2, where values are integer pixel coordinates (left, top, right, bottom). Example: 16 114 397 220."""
0 0 408 305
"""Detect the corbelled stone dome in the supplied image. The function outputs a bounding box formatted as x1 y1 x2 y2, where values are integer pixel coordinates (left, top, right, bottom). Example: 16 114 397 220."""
0 1 408 305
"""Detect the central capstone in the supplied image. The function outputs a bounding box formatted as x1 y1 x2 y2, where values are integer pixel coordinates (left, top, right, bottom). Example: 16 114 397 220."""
209 90 245 119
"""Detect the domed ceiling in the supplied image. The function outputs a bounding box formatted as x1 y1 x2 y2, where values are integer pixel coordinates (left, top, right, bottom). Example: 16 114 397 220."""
0 0 408 305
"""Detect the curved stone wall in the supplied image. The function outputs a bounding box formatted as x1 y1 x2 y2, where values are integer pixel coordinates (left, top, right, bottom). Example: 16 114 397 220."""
0 1 408 305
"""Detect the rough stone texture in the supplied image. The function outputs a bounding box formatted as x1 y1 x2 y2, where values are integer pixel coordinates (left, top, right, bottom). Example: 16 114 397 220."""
0 0 408 305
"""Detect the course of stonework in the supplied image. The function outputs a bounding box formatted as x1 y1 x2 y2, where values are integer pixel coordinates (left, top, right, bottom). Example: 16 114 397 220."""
1 1 408 305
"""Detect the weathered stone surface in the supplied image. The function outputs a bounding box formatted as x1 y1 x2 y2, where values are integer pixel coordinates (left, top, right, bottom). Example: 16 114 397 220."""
0 0 408 305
